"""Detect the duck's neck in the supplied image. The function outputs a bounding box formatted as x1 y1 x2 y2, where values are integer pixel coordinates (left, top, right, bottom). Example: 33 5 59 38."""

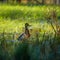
25 26 30 37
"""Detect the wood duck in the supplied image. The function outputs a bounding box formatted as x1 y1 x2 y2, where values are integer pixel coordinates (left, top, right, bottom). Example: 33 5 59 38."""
17 23 31 41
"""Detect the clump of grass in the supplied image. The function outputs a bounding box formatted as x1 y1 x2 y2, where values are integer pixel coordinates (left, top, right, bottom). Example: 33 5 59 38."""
14 39 30 60
0 31 60 60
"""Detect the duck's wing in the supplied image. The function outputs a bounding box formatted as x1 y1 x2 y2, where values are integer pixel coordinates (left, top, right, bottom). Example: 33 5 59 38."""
17 33 25 41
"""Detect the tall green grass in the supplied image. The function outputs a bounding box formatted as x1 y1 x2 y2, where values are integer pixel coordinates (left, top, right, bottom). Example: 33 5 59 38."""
0 4 60 33
0 4 60 60
0 4 60 20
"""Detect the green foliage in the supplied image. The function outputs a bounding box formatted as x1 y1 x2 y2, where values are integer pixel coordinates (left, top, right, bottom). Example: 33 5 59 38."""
0 32 60 60
0 4 60 60
0 4 60 33
14 40 30 60
0 4 60 20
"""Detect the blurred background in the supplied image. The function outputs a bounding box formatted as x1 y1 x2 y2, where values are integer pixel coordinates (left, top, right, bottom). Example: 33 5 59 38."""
0 0 60 60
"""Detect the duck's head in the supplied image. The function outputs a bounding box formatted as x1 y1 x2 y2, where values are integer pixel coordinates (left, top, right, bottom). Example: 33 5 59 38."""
25 23 31 28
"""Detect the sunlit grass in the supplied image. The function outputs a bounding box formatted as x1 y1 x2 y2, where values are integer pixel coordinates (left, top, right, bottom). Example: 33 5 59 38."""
0 19 55 35
0 4 60 34
0 4 60 19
